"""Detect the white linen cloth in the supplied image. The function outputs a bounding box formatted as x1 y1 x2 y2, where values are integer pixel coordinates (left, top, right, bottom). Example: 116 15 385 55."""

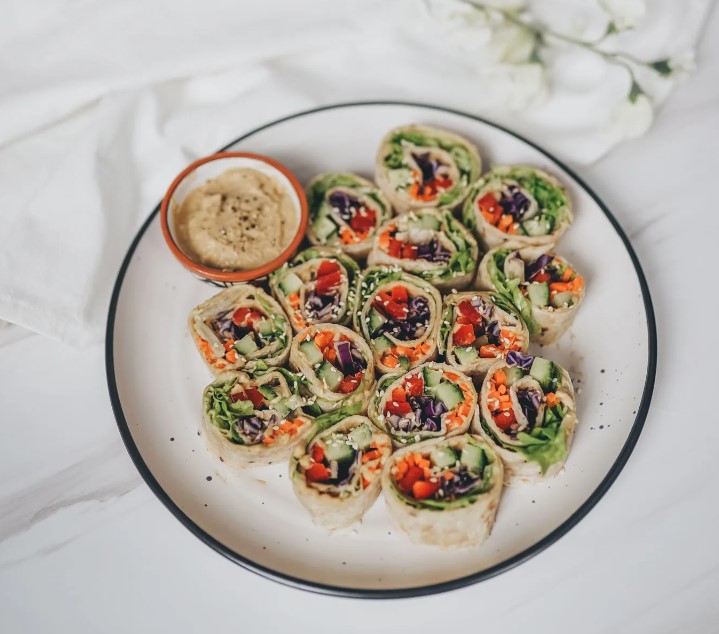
0 0 712 345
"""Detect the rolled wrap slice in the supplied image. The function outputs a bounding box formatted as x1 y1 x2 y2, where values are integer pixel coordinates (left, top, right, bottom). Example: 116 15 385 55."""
462 166 572 250
382 434 503 548
289 324 375 413
375 124 481 214
368 363 477 448
473 352 577 485
438 291 529 378
477 247 585 344
367 209 478 292
290 406 393 530
355 266 441 373
306 172 393 259
202 369 313 468
269 247 359 333
189 284 291 374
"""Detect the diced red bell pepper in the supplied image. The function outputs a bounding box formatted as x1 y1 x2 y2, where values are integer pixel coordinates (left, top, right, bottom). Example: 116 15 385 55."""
305 463 331 482
531 271 551 283
315 270 342 295
311 444 325 463
387 237 403 258
338 371 363 394
494 409 516 430
383 300 408 321
404 374 424 398
412 479 440 499
386 398 412 417
401 244 418 259
457 300 481 324
350 208 376 234
240 387 264 409
478 192 502 225
397 466 424 494
317 260 340 279
232 307 263 327
391 285 408 303
453 324 476 346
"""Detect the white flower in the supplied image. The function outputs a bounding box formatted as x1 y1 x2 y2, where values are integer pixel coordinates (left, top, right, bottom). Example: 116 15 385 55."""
598 0 646 30
482 62 548 110
670 50 696 75
486 22 536 64
607 94 653 140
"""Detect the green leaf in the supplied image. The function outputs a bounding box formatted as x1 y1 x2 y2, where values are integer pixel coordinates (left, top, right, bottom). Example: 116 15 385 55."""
628 80 643 104
649 59 673 77
604 21 618 36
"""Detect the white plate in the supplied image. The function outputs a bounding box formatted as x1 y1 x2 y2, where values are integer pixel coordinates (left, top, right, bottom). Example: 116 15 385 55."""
106 102 656 597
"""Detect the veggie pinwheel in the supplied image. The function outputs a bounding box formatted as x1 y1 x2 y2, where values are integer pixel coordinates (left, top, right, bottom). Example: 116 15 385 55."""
201 369 313 468
189 284 291 374
474 352 577 485
354 267 441 373
269 247 359 333
290 406 392 530
289 324 375 412
382 434 503 548
375 124 481 214
367 209 479 292
439 291 529 377
462 166 572 250
306 172 392 259
477 247 585 344
368 363 477 447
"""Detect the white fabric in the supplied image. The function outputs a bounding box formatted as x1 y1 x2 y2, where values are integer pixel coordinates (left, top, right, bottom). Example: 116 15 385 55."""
0 0 712 345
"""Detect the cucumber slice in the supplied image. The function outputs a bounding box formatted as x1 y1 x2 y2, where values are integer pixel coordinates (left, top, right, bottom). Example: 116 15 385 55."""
299 340 324 366
398 355 410 371
422 367 443 389
430 446 457 468
258 385 277 400
409 214 441 231
529 357 555 391
460 444 486 472
273 399 291 418
347 424 373 451
318 361 343 391
527 282 549 307
233 333 258 356
278 272 303 296
434 381 464 410
504 366 525 386
551 291 574 308
374 335 393 355
323 435 355 462
454 346 479 365
256 319 274 337
367 307 387 336
521 217 551 236
228 399 254 415
313 213 339 242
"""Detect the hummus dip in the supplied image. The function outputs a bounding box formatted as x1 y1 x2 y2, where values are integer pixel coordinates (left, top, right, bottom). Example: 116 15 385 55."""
173 167 299 270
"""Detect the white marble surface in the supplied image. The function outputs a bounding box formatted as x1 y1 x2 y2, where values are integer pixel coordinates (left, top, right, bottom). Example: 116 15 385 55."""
2 13 719 634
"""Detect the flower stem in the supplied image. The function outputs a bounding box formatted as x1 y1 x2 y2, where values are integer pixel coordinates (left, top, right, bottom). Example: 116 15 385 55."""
459 0 664 88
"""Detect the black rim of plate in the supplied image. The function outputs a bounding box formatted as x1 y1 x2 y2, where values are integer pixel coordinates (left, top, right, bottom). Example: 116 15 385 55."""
105 101 657 599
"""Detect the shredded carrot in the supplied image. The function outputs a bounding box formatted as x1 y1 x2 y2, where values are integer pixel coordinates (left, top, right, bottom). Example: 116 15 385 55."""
494 369 506 386
546 392 560 408
383 354 399 368
443 471 454 481
225 349 238 363
446 416 463 430
340 227 359 245
314 330 335 350
288 293 301 309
